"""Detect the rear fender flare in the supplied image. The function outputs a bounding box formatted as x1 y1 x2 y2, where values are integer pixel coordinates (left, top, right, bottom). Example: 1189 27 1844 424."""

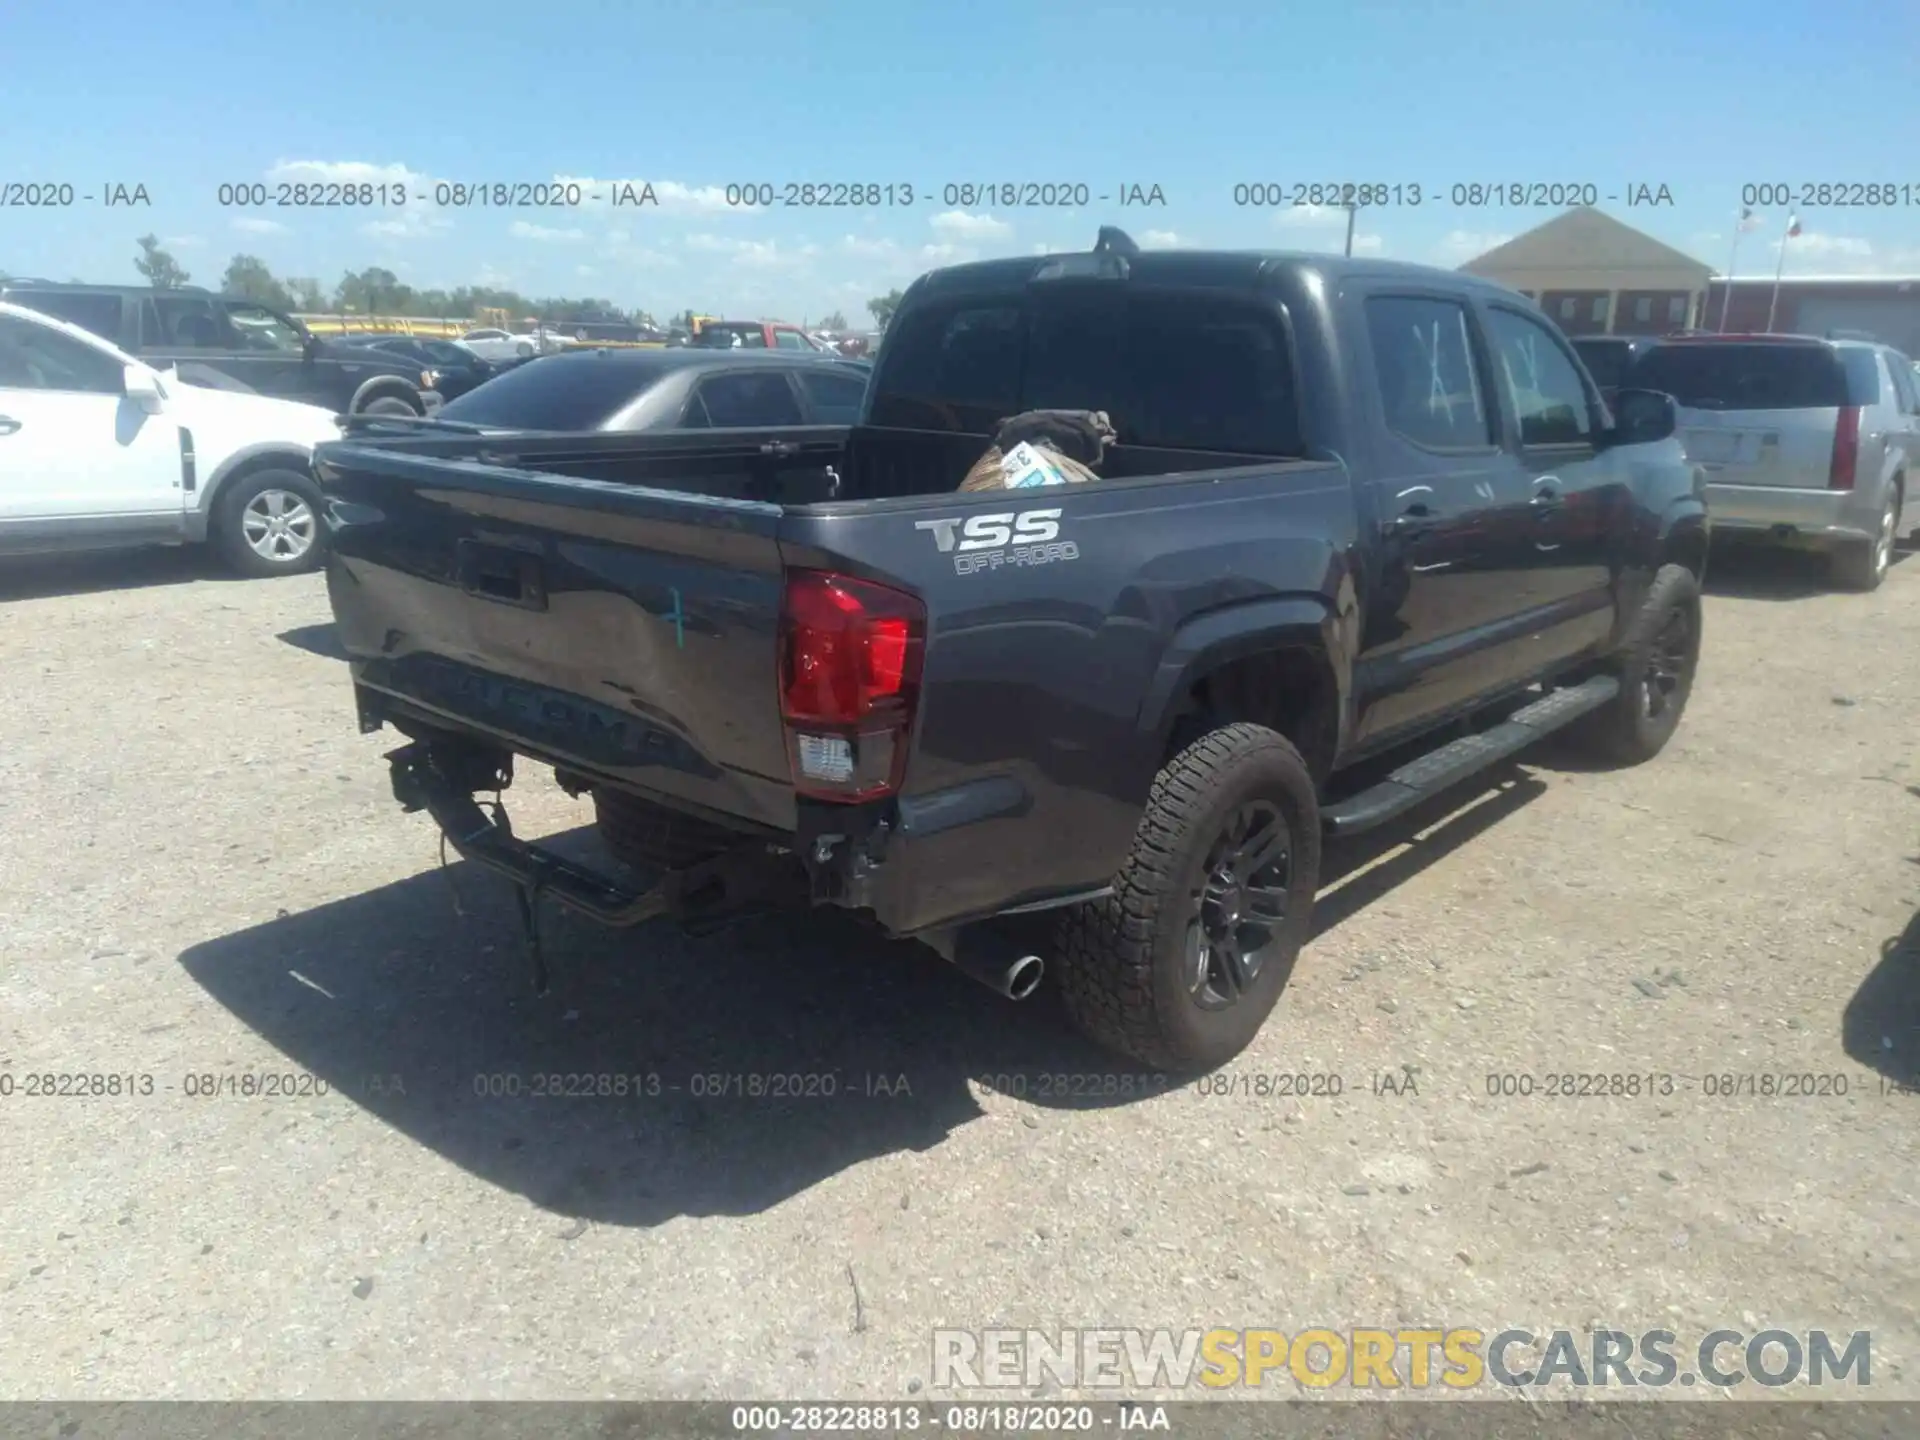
1136 594 1350 764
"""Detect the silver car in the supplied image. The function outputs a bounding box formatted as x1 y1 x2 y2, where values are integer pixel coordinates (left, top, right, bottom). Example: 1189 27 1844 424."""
1629 336 1920 590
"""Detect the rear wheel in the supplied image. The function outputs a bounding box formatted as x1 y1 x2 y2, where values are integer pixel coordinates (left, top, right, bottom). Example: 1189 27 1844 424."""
359 394 418 418
210 468 325 577
593 788 738 872
1564 562 1701 765
1052 724 1320 1073
1832 490 1899 592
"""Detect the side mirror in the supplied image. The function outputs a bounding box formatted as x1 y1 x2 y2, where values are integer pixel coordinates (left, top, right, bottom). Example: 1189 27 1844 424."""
122 364 164 414
1609 387 1676 446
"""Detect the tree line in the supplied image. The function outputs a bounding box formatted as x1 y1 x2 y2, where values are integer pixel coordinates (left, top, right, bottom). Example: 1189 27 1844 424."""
122 235 904 331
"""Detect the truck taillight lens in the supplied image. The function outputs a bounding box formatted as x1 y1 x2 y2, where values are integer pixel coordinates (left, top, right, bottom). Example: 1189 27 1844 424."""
1830 406 1861 490
778 569 925 802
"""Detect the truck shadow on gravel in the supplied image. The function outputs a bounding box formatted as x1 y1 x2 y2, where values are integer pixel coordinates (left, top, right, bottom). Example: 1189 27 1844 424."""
179 767 1547 1227
178 834 1151 1228
0 546 233 601
275 623 350 661
1843 910 1920 1089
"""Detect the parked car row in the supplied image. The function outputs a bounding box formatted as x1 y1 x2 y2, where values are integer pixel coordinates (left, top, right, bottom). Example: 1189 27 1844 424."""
0 281 446 418
6 254 1913 605
0 289 874 577
1571 330 1920 590
0 300 339 576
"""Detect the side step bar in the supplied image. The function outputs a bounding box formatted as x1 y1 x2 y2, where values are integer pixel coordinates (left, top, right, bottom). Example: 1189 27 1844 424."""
1321 675 1620 838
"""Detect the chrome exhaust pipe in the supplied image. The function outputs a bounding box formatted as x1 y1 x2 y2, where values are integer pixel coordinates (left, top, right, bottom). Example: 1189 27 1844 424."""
919 924 1047 1001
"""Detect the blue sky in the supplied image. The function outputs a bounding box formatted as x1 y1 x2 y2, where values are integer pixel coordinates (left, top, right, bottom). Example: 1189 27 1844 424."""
4 0 1915 322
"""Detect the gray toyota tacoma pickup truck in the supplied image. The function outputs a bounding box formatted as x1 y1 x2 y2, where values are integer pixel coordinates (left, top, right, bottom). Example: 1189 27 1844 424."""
315 228 1709 1072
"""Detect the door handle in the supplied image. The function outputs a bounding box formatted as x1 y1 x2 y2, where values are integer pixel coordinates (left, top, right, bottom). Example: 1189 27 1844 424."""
1392 502 1438 539
0 415 20 436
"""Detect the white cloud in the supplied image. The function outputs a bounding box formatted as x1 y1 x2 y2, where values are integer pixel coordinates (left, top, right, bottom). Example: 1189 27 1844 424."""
1764 233 1920 276
361 206 451 242
161 235 205 249
1434 230 1512 263
920 242 978 265
509 220 587 243
1784 232 1873 259
931 209 1013 241
1141 230 1185 249
472 265 514 289
231 217 287 236
840 234 902 259
1272 204 1345 230
1350 233 1385 256
575 265 597 278
266 158 427 188
685 234 820 270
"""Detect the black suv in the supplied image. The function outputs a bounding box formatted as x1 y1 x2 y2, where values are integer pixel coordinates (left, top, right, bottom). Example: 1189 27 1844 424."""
0 282 443 416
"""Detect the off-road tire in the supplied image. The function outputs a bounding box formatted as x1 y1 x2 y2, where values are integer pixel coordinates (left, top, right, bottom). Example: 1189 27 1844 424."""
1052 723 1320 1073
209 467 327 578
594 788 737 872
1565 562 1702 765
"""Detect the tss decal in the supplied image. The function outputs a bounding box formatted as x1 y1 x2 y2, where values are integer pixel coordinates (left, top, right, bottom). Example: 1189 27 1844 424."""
915 509 1063 552
915 509 1079 574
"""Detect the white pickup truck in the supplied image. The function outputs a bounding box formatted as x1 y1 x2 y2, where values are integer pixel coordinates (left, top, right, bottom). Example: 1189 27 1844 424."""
0 300 342 577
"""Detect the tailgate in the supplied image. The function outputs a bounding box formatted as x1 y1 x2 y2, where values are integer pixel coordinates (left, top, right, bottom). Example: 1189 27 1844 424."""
1680 406 1836 488
320 443 796 832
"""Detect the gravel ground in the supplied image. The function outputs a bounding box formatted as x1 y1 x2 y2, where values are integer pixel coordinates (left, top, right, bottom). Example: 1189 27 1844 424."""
1 542 1917 1410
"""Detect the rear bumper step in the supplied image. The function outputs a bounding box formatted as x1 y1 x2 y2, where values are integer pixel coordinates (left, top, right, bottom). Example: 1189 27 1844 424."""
1321 675 1619 838
388 740 790 992
390 740 675 927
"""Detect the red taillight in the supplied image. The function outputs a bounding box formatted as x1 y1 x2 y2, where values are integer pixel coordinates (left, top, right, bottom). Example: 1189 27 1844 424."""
1829 406 1861 490
778 569 925 801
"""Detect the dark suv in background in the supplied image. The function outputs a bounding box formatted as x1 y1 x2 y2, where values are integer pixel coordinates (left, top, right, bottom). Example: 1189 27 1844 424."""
0 281 443 416
1570 335 1665 408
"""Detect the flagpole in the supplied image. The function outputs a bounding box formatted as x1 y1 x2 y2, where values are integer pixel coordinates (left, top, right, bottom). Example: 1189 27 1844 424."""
1719 226 1741 332
1765 215 1793 334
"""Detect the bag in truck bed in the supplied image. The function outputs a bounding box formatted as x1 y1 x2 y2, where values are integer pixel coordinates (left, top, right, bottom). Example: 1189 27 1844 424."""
959 410 1117 492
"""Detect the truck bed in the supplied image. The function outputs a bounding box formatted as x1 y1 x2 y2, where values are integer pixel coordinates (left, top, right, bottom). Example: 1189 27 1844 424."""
317 423 1355 935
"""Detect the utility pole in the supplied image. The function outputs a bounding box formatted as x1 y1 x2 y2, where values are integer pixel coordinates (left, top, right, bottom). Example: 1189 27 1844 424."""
1343 202 1358 257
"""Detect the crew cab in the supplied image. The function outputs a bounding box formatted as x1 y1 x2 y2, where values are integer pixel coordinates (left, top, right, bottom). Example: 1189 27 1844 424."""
316 229 1708 1072
0 300 341 575
0 281 445 417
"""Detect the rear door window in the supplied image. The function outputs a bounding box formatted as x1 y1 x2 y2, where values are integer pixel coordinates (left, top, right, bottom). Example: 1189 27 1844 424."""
869 291 1302 455
797 367 869 422
1364 296 1494 450
693 370 805 426
1628 344 1848 410
8 290 125 342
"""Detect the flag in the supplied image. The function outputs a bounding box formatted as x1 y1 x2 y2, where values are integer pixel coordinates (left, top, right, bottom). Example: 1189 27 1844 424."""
1737 206 1763 233
1785 213 1802 239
